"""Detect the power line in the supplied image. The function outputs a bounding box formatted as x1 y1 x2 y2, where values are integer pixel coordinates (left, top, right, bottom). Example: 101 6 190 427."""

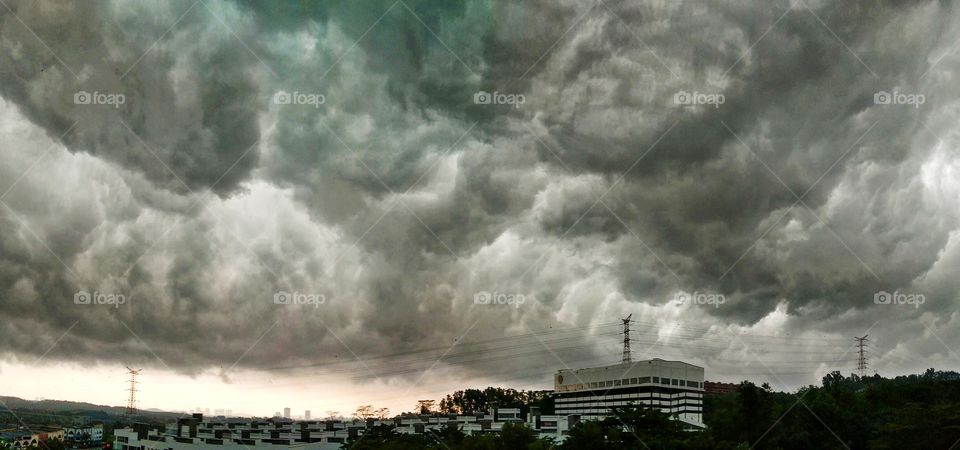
258 332 852 381
251 338 855 383
264 322 850 373
248 322 857 384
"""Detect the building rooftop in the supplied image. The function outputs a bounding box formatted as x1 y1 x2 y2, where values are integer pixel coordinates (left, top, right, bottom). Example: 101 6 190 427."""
0 431 33 439
557 358 704 374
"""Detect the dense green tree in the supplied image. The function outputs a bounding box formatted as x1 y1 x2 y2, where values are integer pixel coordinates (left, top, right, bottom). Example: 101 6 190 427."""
498 423 535 449
340 424 431 450
346 369 960 449
560 420 614 450
438 387 552 415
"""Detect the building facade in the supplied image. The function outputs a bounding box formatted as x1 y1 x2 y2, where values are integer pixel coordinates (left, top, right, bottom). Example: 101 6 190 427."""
0 431 35 449
0 427 65 449
65 425 104 443
114 410 580 450
553 358 704 428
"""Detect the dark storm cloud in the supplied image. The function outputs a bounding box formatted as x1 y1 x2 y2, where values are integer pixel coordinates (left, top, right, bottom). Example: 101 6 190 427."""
514 0 956 317
0 0 958 387
0 0 262 195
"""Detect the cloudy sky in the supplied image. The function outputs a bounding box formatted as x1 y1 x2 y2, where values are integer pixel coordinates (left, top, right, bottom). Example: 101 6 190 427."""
1 0 959 417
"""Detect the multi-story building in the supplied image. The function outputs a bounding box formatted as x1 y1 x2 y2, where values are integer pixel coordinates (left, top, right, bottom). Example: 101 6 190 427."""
0 427 65 449
65 425 104 444
114 410 580 450
116 416 348 450
553 358 704 428
393 407 577 440
0 430 35 448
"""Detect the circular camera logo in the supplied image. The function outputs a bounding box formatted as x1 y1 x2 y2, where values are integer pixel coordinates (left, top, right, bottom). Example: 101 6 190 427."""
273 91 292 105
873 291 892 304
74 291 92 304
73 91 92 105
473 91 492 105
474 290 492 304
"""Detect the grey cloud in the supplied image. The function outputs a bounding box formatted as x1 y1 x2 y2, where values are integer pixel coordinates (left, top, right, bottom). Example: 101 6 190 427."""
0 0 262 196
1 0 959 391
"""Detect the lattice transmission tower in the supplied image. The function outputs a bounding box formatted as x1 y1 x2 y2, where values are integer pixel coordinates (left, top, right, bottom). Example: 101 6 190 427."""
854 335 869 378
622 314 633 363
125 366 142 415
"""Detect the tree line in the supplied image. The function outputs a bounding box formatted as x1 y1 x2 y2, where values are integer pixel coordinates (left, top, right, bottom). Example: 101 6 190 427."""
341 369 960 449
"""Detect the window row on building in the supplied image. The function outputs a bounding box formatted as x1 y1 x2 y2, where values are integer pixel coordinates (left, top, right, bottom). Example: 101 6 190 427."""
556 399 703 410
556 400 703 411
557 405 703 415
555 391 702 403
556 398 702 411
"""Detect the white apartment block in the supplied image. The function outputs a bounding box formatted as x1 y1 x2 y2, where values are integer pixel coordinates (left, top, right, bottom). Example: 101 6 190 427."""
553 358 705 428
115 409 580 450
393 407 577 440
115 418 357 450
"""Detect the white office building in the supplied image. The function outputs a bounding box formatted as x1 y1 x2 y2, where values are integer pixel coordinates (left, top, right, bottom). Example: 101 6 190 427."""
553 358 704 428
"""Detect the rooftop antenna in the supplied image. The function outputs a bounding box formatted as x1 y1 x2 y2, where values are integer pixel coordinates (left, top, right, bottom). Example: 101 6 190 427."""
125 366 142 415
622 314 633 363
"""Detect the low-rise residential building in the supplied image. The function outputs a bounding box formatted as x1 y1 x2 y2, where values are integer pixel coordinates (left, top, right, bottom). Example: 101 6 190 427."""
117 415 366 450
65 424 104 444
0 430 36 449
115 410 579 450
393 407 576 441
34 428 64 443
0 427 65 449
